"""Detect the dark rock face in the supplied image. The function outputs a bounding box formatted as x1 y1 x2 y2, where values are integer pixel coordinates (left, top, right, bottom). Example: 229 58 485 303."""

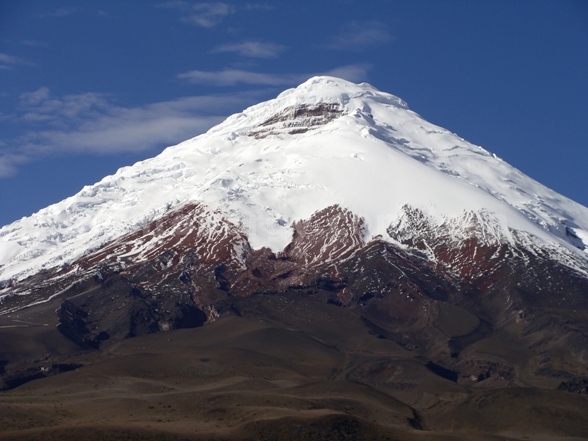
56 272 208 349
57 300 102 349
0 363 82 391
248 103 344 138
558 378 588 394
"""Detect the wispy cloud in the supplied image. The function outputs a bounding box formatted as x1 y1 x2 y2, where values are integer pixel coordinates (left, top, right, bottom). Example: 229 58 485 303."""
0 89 265 178
0 53 33 70
177 64 372 86
17 87 111 124
323 64 373 83
324 21 393 51
184 3 234 27
41 8 80 18
212 41 285 58
159 2 273 28
20 40 48 47
0 152 27 178
159 1 235 28
243 4 274 11
178 69 298 86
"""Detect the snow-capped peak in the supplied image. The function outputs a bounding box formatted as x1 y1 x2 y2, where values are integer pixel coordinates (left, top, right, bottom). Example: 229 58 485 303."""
1 76 587 283
207 76 408 136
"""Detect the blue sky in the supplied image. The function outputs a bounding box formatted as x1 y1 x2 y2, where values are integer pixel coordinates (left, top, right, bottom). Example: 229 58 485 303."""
1 0 587 227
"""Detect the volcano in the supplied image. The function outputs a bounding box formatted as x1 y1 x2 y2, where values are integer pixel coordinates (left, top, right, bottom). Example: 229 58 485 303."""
0 77 587 440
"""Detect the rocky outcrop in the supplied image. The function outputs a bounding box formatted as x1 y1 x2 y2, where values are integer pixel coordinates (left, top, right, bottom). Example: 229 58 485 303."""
248 103 344 138
56 272 207 349
558 378 588 394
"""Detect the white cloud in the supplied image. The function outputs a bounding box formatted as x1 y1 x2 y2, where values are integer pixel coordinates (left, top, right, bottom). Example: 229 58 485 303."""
41 8 80 18
0 53 33 70
0 153 27 178
187 2 233 27
159 2 274 28
20 40 48 47
243 4 274 11
212 41 286 58
324 21 393 51
0 89 266 177
0 54 25 64
177 64 372 86
18 88 111 124
178 69 300 86
323 64 373 82
159 1 234 28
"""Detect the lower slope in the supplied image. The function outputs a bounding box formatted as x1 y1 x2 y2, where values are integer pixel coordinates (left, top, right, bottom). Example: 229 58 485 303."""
0 292 587 441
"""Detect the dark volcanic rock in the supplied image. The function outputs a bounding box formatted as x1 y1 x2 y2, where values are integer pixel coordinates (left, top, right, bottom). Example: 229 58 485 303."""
248 103 344 139
56 272 207 349
558 378 588 394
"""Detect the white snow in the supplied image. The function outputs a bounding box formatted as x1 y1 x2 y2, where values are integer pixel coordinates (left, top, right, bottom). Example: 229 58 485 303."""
1 76 587 283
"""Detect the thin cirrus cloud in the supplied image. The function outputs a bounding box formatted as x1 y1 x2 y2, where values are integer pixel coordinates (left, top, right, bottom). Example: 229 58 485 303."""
0 88 266 178
160 2 272 28
177 64 372 86
0 52 33 70
159 1 235 28
40 7 80 18
212 41 286 58
20 40 48 47
0 152 28 178
178 69 301 87
323 21 393 51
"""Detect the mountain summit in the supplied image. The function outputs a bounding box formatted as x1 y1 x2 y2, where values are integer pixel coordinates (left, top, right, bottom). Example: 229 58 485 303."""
0 78 587 439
